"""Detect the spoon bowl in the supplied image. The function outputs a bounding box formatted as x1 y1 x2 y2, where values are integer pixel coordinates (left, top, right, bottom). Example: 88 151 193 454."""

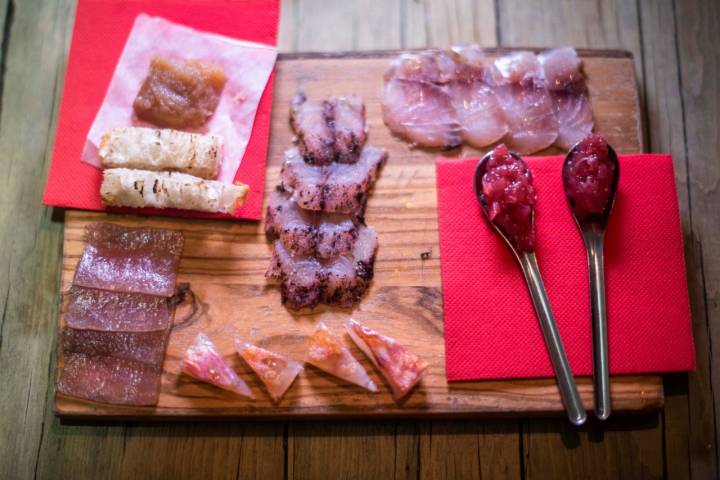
562 137 620 421
474 148 587 426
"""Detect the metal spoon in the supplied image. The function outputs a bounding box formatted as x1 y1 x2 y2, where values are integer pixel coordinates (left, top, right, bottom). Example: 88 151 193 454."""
562 141 620 421
474 151 587 426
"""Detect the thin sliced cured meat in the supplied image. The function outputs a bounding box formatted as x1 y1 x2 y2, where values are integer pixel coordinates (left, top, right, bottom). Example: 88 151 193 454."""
181 333 254 398
488 51 559 154
236 340 304 403
290 92 335 165
266 226 378 309
344 319 428 401
73 223 184 297
57 353 162 406
62 326 170 366
265 190 358 258
65 285 171 332
330 95 367 163
539 47 593 150
280 146 387 216
306 322 377 392
381 77 461 148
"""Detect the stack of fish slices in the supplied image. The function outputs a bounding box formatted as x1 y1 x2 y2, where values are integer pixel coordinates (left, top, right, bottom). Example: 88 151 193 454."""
265 93 387 309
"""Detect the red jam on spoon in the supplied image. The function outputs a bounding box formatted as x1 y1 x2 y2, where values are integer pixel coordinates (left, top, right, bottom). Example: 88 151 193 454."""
481 144 536 252
562 133 616 220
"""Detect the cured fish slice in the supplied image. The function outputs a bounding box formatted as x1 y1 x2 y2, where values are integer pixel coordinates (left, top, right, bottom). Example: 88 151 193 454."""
344 319 428 401
266 242 324 309
266 226 377 309
73 223 184 297
65 286 172 332
539 47 593 150
449 82 508 148
488 51 558 154
62 327 170 367
265 189 318 256
279 148 329 211
236 340 304 403
265 190 357 258
381 78 461 148
330 95 367 163
322 146 388 214
280 146 387 216
322 226 377 306
290 93 335 165
181 333 254 398
57 353 162 406
305 322 377 392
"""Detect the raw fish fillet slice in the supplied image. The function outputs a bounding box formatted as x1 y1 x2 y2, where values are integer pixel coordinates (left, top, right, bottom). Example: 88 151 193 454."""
322 146 387 215
330 95 368 163
181 333 254 398
489 52 558 154
280 147 387 216
381 77 461 148
73 223 184 297
57 353 162 406
65 286 171 332
236 340 304 403
539 47 593 150
265 190 358 258
385 51 458 84
449 82 508 148
290 93 335 165
306 322 377 392
62 327 169 367
551 92 593 150
344 319 428 401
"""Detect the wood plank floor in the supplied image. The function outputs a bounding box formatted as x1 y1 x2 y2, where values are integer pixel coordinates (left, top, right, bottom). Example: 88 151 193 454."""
0 0 717 478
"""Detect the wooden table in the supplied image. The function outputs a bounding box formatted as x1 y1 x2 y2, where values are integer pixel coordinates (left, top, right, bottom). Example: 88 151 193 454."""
0 0 716 478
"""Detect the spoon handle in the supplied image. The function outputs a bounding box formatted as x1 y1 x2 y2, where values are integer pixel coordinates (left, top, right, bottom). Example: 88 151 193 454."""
583 229 611 420
519 252 587 426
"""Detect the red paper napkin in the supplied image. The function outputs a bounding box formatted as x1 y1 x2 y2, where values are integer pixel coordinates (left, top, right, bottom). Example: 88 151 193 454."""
436 154 695 381
42 0 280 220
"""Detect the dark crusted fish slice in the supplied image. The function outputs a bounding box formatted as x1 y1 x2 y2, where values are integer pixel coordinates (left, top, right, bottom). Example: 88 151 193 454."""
329 95 367 163
65 286 171 332
323 146 387 214
280 146 387 216
321 226 377 306
73 222 184 297
62 327 170 367
290 92 335 165
266 226 378 309
266 242 325 309
57 353 163 406
265 190 358 258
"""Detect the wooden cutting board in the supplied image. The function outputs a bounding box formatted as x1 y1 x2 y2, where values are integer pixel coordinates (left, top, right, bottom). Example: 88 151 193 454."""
55 49 663 419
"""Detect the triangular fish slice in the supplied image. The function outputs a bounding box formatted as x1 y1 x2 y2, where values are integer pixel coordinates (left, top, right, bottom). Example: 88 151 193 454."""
236 340 304 403
306 322 377 392
344 319 428 400
181 333 254 399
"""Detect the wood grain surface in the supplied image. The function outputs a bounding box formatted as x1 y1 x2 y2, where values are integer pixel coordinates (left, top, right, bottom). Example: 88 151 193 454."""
1 0 717 478
54 51 662 419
